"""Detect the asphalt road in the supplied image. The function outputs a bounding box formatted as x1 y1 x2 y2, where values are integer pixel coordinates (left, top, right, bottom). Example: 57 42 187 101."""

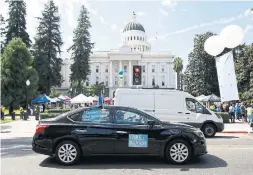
1 134 253 175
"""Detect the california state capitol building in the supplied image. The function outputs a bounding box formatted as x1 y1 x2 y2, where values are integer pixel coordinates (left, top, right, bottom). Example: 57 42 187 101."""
60 12 176 98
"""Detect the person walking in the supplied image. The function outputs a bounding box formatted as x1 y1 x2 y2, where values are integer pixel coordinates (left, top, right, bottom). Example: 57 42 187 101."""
240 103 246 122
1 105 5 120
246 105 253 125
229 104 235 123
19 105 24 120
235 103 241 120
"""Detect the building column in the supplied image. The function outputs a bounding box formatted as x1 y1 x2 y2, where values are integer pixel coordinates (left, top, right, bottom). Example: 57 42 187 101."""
109 61 113 87
119 60 123 87
128 61 132 87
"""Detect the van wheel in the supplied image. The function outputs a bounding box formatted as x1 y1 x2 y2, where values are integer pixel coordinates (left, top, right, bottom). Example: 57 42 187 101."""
165 139 192 164
55 140 81 165
202 123 216 137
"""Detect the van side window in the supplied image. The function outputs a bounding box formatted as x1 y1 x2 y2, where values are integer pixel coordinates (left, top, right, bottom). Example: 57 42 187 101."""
185 98 204 114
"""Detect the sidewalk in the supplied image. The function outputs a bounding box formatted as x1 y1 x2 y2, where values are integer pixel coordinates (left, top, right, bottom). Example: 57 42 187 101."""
0 116 39 138
221 122 253 134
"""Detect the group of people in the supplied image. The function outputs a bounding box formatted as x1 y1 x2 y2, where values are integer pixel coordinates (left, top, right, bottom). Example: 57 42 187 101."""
228 103 253 124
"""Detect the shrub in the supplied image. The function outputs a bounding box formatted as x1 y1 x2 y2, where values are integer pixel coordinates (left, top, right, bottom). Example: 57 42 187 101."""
40 113 59 120
47 109 71 114
216 112 230 123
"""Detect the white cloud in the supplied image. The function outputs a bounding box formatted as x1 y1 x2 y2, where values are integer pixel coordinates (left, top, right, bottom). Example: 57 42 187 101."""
100 16 106 24
137 11 145 16
149 13 245 42
181 9 187 12
161 0 178 8
244 9 253 17
159 8 168 16
161 0 173 6
110 24 117 30
244 25 253 34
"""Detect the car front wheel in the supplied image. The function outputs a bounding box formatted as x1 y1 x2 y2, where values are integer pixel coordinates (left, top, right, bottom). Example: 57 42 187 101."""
55 140 81 165
165 139 192 164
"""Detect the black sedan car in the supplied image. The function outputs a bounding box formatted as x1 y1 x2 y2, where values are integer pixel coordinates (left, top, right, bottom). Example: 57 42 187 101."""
32 106 207 165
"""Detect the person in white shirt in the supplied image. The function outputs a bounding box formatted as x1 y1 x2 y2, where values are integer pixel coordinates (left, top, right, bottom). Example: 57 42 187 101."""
229 104 235 123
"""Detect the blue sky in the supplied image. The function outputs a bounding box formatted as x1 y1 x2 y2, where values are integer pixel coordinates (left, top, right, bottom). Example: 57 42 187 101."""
1 0 253 69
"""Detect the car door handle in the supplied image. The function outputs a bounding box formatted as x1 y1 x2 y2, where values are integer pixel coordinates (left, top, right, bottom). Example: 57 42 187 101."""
178 112 183 114
185 113 190 114
116 131 127 134
75 129 87 133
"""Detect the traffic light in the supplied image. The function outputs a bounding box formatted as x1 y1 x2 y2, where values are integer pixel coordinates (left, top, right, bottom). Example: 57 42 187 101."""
133 65 142 85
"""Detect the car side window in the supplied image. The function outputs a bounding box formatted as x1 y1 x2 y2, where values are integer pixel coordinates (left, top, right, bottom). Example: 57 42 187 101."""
115 109 148 125
186 98 204 114
69 108 112 124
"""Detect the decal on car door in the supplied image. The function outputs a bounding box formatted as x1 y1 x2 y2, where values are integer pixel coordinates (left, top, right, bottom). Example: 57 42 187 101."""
128 134 148 148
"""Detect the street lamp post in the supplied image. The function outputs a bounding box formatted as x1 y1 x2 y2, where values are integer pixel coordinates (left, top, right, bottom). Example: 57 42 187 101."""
26 80 30 114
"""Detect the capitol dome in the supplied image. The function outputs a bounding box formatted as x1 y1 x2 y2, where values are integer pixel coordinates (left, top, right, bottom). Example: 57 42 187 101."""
121 12 151 52
123 21 145 33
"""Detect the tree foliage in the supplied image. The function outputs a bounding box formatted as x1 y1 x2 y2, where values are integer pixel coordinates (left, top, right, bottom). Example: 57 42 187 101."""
88 83 106 96
183 32 220 97
173 56 183 90
68 5 94 93
4 0 31 48
1 38 38 108
49 88 61 98
235 43 253 101
33 0 63 95
0 14 5 53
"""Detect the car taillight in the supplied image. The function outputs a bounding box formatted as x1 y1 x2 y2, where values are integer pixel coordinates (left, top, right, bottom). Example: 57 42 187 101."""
36 125 49 133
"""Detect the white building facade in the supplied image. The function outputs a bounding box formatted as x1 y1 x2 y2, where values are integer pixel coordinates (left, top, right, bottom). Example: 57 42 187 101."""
61 12 176 98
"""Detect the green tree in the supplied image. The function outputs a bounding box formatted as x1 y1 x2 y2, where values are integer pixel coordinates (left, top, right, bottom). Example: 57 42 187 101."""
49 88 61 98
183 32 220 97
33 0 63 95
88 83 106 96
4 0 31 49
68 5 94 94
235 43 253 101
173 57 183 90
70 81 89 97
0 14 5 53
1 38 38 110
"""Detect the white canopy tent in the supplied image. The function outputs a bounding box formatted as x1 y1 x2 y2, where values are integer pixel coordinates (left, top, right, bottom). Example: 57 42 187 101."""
70 94 92 104
196 95 206 101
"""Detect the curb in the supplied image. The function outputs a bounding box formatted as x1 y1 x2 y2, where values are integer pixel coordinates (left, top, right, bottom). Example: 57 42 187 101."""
218 131 249 134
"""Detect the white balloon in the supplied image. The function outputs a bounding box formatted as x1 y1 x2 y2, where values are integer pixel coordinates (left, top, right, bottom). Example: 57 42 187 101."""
204 35 225 56
220 25 244 49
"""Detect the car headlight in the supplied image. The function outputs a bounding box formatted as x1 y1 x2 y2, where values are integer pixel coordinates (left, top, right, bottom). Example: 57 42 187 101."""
193 129 205 138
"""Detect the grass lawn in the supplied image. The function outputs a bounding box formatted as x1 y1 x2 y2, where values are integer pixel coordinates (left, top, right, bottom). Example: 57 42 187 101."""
0 116 20 124
4 109 20 115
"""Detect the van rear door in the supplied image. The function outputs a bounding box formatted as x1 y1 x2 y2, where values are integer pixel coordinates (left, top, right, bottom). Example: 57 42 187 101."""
116 91 155 116
154 92 186 123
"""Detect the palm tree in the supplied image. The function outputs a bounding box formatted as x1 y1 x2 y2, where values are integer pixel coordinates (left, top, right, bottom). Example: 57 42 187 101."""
173 57 183 90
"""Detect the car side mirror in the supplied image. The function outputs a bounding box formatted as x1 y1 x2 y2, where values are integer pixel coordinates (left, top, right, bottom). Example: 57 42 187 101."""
147 120 155 126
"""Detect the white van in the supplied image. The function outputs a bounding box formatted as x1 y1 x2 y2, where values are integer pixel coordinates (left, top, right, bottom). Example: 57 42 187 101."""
114 88 224 137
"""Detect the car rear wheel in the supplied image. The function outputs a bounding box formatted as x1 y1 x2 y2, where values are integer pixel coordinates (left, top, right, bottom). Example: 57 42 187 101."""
55 140 81 165
165 139 192 164
202 123 216 137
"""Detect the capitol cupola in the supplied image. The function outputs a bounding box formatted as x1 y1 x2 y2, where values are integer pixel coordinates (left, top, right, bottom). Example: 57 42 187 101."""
121 11 151 52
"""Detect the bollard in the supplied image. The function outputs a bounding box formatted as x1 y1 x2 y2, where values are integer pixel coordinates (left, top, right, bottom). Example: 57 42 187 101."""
24 112 28 121
11 112 16 120
35 111 39 120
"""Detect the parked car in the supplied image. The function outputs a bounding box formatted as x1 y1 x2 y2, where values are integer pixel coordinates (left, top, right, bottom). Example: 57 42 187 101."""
114 88 224 137
32 106 207 165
